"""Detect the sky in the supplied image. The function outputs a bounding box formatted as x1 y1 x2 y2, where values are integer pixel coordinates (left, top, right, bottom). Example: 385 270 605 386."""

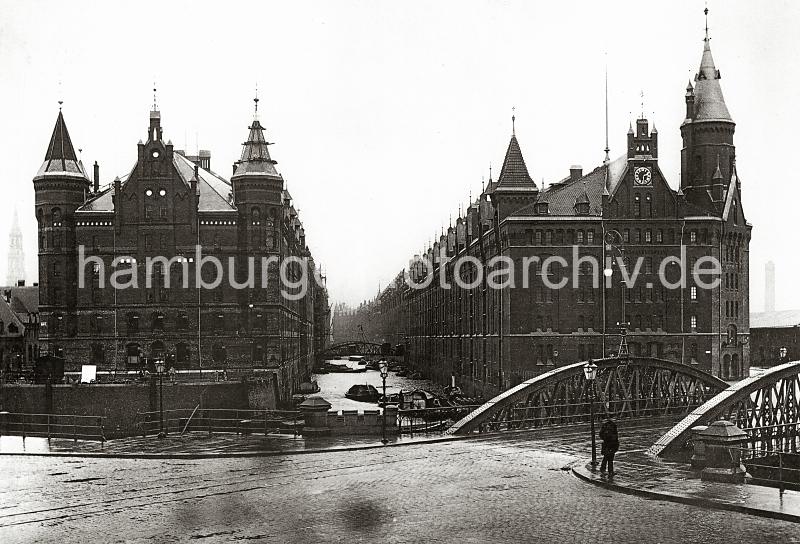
0 0 797 310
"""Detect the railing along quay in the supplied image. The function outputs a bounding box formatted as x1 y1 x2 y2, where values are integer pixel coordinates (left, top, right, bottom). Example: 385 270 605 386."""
738 446 800 493
397 405 481 436
136 408 303 438
0 412 106 443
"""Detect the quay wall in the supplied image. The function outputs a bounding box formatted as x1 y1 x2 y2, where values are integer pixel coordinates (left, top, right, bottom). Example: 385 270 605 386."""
0 379 277 438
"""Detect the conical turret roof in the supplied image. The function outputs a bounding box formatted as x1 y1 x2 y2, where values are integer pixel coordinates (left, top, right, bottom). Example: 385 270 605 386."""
35 110 88 180
693 40 733 122
494 135 537 191
232 118 281 178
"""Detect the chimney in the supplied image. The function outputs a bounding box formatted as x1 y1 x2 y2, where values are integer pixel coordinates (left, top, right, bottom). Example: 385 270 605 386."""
93 161 100 193
17 279 25 287
569 165 583 181
199 150 211 171
765 261 776 313
3 289 10 303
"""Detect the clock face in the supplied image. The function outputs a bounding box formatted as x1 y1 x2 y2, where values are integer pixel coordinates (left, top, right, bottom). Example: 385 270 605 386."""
634 166 652 186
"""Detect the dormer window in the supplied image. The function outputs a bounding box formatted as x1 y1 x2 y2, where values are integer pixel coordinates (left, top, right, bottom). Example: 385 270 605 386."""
536 202 549 215
575 202 589 215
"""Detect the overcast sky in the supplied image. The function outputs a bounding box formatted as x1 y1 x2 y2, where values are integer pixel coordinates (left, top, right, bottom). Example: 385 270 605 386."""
0 0 797 310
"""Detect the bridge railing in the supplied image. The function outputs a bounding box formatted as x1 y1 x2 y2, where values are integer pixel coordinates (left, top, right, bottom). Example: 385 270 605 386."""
474 398 708 433
0 412 106 443
136 408 303 438
398 405 481 436
737 446 800 493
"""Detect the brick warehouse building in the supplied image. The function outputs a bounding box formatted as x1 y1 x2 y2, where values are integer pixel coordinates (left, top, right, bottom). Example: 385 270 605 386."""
348 29 750 397
33 99 329 401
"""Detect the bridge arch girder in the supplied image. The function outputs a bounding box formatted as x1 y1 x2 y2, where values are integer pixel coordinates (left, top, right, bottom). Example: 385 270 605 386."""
318 341 385 358
447 357 727 435
650 361 800 458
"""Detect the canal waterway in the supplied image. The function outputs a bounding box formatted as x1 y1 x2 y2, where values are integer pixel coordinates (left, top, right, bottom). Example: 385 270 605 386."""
314 358 443 412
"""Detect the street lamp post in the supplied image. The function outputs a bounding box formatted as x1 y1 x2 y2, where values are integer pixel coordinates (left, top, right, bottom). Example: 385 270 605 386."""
603 229 628 357
379 360 389 445
583 359 599 467
155 358 165 439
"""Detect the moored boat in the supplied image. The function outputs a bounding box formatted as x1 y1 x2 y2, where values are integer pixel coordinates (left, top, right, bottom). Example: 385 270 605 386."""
344 384 381 403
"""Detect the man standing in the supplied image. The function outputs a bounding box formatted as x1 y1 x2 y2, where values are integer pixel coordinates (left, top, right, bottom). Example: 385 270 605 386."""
599 418 619 475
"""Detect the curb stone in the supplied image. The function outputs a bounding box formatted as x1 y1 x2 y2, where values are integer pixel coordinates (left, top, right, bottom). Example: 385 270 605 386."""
571 462 800 524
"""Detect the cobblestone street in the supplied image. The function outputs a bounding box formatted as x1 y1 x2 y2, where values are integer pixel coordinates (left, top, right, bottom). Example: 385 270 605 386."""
1 429 799 543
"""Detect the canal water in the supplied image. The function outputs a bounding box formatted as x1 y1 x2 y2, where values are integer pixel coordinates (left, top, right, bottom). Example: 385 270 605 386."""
314 358 442 412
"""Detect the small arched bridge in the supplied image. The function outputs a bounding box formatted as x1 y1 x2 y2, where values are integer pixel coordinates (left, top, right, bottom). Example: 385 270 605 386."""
650 361 800 459
318 341 387 359
447 357 727 435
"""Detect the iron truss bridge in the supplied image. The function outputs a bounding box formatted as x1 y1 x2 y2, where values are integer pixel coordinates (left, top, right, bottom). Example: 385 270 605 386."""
650 361 800 458
447 357 727 435
318 341 386 359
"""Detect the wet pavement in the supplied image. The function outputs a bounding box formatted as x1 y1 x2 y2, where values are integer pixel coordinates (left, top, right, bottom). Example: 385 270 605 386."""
2 423 800 543
573 448 800 522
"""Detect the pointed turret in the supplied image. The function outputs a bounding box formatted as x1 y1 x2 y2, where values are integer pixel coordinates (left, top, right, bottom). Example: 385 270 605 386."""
35 110 89 180
692 39 733 122
495 134 536 190
488 118 539 221
232 115 281 179
679 8 736 216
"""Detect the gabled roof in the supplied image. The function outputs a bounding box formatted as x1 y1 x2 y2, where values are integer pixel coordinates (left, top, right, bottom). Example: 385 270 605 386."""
512 154 626 217
492 135 537 192
232 119 281 179
173 153 236 212
76 153 237 213
692 40 733 122
0 295 25 336
35 111 89 180
7 286 38 315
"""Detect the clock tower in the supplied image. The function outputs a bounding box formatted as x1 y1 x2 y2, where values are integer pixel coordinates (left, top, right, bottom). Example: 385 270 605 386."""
627 116 658 188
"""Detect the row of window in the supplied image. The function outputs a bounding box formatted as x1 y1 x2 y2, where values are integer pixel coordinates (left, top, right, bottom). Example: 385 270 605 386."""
725 300 741 319
524 227 712 246
724 273 740 290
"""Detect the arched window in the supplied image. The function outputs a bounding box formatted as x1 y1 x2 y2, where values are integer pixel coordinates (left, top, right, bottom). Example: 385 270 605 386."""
126 343 141 368
252 342 265 363
90 314 104 334
212 343 227 363
176 342 190 364
127 313 140 334
722 354 731 379
727 324 737 346
633 195 641 218
52 313 64 335
645 195 652 217
251 207 261 225
151 312 165 331
90 343 104 365
51 208 62 227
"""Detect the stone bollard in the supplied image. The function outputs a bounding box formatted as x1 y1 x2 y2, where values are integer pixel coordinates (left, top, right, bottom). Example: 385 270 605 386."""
690 425 709 468
384 404 399 434
298 396 332 436
698 421 749 483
